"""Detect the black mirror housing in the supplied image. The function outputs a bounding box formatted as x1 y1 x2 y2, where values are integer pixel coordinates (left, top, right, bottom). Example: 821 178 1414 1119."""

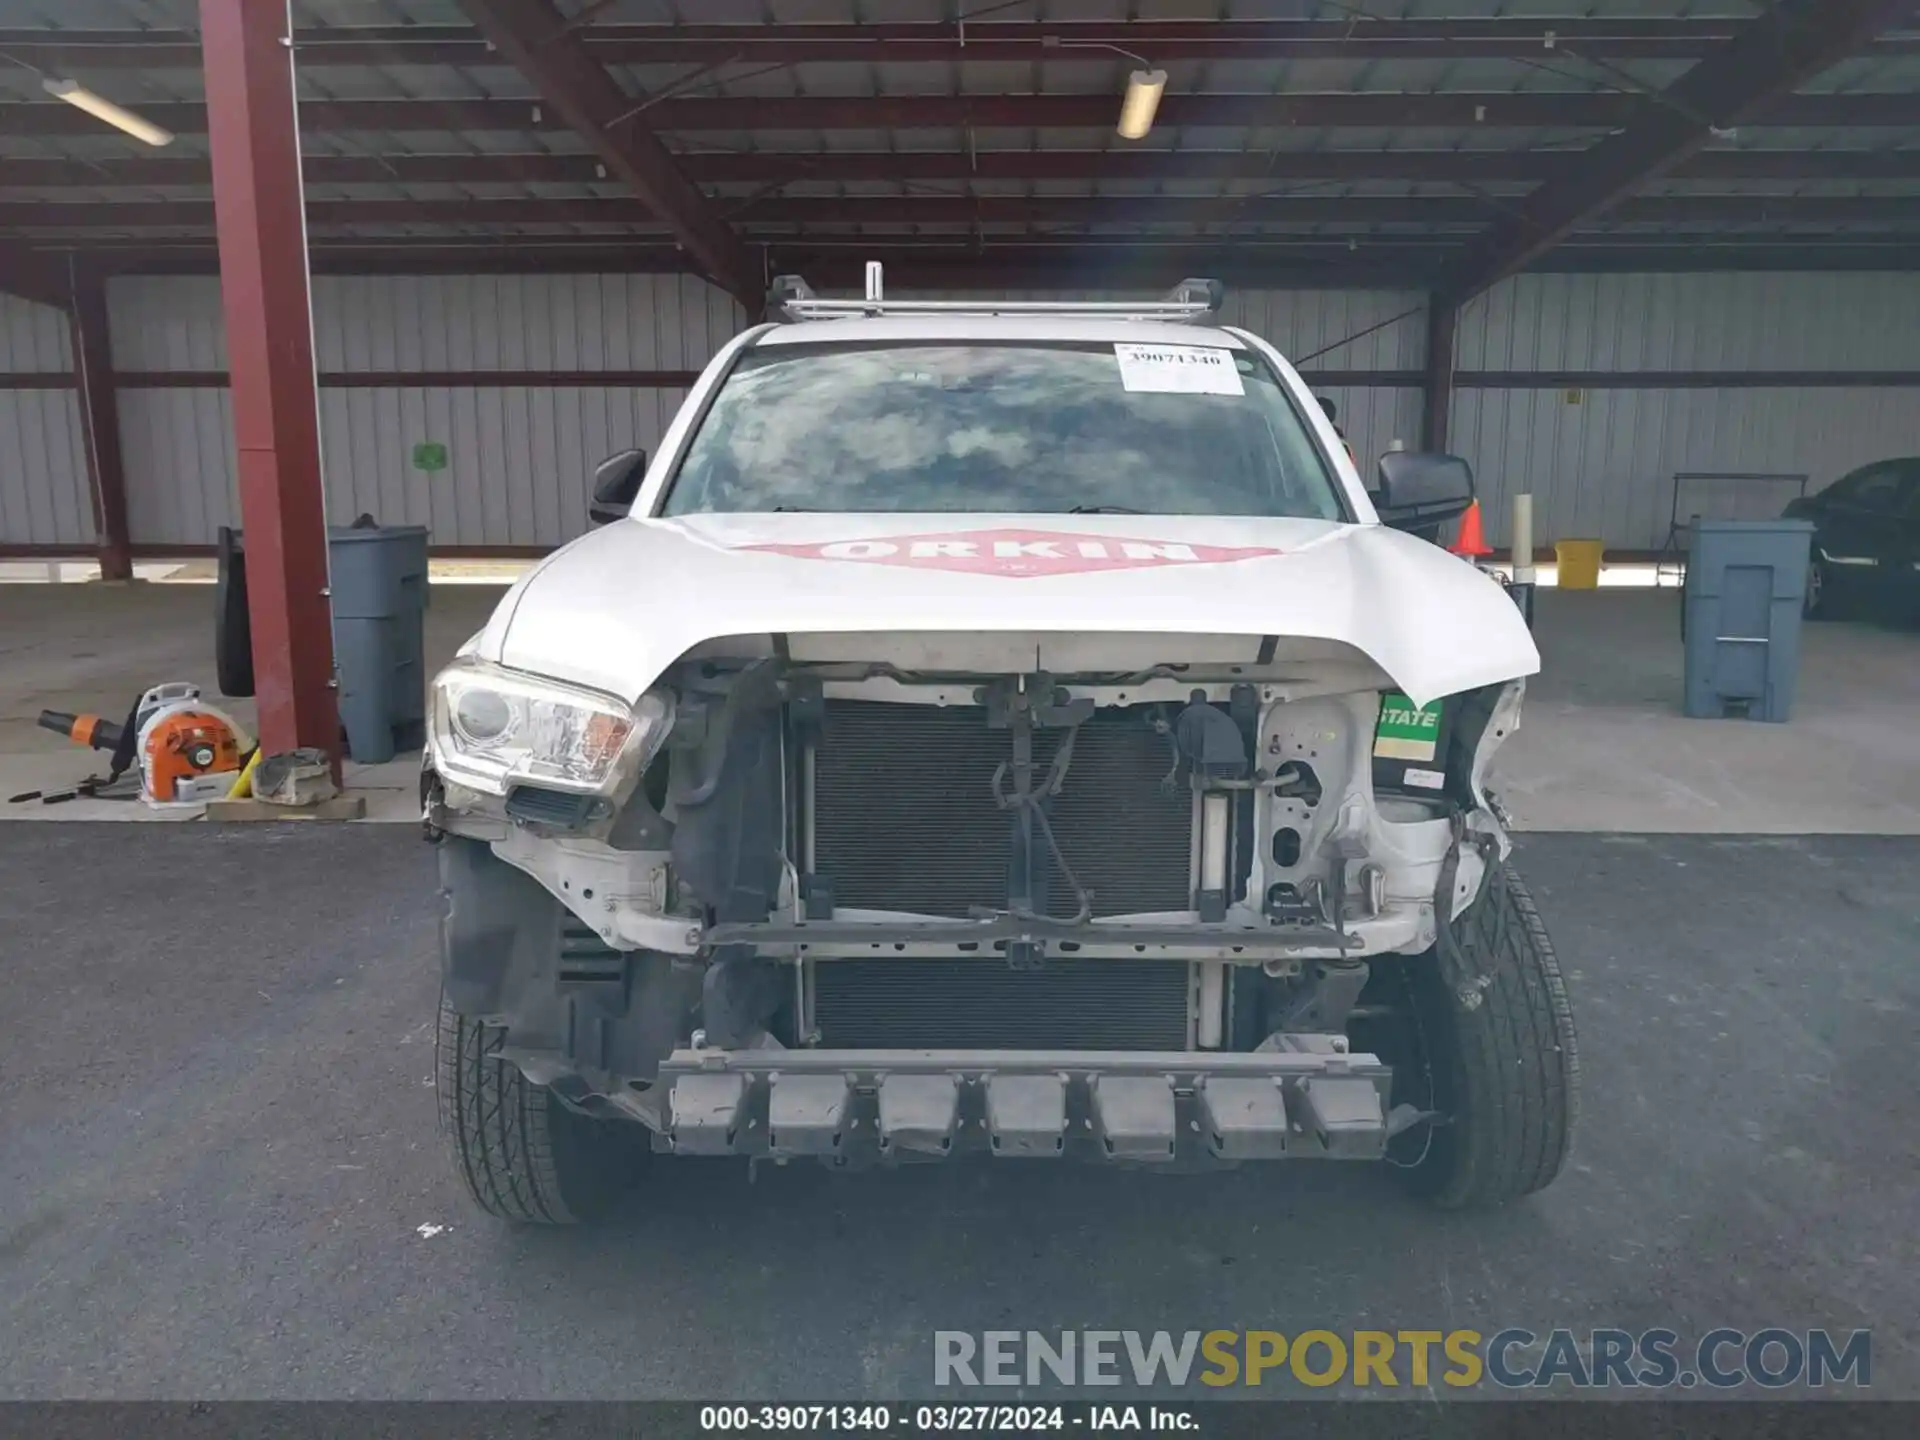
1372 451 1475 539
589 448 647 526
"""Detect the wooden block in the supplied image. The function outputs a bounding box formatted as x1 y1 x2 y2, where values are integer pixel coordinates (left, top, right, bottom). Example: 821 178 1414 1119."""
203 794 368 823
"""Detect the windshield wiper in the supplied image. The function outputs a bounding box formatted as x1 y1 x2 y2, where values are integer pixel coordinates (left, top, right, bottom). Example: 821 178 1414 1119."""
1068 504 1145 514
770 505 820 512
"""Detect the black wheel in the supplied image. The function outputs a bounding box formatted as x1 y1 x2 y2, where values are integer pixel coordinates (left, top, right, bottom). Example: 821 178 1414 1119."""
436 994 650 1224
1357 862 1579 1208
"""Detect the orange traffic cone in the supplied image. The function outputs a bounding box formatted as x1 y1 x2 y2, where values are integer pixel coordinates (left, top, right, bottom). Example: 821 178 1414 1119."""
1449 499 1492 558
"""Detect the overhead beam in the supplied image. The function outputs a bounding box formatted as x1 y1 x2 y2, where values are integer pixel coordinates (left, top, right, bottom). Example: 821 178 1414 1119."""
454 0 757 306
1443 0 1920 301
8 89 1920 137
14 193 1920 232
6 17 1920 67
15 148 1920 190
52 235 1920 283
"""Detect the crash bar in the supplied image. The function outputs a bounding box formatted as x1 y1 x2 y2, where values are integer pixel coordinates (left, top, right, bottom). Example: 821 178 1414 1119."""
767 270 1225 324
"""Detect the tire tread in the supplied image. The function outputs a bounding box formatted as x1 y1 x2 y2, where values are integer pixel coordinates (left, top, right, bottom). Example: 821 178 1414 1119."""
1427 863 1581 1208
435 997 589 1225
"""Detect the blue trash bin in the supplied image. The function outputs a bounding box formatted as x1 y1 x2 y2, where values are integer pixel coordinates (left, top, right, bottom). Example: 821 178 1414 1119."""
328 524 429 763
1682 519 1815 723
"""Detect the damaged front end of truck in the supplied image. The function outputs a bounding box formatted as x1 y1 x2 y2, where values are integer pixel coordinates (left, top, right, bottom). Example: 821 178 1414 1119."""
424 620 1527 1172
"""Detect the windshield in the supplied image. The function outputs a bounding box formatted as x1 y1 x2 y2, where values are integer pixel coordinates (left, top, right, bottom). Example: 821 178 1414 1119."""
659 341 1346 519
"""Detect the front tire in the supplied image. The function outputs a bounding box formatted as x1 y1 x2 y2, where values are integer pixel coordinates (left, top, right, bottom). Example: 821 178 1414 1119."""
436 995 650 1224
1377 863 1580 1208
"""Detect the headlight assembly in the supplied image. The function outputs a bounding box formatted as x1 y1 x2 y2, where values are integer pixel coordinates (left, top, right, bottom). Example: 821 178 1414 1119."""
427 658 672 797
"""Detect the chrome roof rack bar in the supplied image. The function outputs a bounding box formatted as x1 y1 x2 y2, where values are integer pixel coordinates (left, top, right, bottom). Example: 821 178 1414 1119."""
765 268 1225 324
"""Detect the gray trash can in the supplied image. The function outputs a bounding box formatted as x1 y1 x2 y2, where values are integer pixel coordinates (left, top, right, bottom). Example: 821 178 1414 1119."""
329 523 429 763
1682 519 1814 723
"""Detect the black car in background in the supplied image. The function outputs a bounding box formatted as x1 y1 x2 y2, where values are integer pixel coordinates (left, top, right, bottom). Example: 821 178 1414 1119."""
1785 457 1920 621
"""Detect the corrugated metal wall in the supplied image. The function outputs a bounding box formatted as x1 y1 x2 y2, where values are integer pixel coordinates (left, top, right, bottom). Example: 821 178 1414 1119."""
1457 272 1920 373
10 269 1910 555
1451 273 1920 549
111 274 744 374
109 274 744 547
1225 288 1427 472
0 294 92 547
116 381 699 549
1452 386 1920 551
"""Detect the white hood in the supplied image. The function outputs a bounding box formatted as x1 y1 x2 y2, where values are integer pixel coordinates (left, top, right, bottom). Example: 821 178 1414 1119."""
481 513 1539 709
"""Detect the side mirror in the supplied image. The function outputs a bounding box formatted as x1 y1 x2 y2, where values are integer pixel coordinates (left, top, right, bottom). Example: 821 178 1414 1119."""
1371 451 1475 539
589 448 647 526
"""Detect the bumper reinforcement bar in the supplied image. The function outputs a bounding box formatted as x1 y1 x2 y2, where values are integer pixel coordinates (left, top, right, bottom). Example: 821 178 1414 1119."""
701 915 1364 957
660 1047 1391 1164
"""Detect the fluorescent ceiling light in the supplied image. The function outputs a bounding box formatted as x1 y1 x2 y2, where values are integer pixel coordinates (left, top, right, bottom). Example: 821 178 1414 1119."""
1116 69 1167 140
42 77 175 147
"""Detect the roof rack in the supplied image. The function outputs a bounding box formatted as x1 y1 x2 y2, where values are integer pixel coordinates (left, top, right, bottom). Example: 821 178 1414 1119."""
766 264 1225 324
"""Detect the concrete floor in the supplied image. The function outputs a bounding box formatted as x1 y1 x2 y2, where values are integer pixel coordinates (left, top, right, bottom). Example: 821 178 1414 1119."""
1 824 1913 1399
3 579 1916 832
1503 588 1920 833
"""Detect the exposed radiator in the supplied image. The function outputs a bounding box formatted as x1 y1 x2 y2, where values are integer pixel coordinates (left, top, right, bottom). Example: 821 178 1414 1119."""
810 958 1193 1051
811 701 1194 919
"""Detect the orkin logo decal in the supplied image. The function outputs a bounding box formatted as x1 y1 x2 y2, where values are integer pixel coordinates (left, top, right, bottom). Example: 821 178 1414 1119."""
739 528 1284 577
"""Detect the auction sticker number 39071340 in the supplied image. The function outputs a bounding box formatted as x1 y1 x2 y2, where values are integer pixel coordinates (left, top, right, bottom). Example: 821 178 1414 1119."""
1113 343 1245 397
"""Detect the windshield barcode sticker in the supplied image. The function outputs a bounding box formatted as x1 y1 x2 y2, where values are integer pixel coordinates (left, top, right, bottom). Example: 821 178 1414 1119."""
1113 343 1245 396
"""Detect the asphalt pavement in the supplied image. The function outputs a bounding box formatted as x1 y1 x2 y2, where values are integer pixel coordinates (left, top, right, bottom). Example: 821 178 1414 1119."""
1 824 1915 1400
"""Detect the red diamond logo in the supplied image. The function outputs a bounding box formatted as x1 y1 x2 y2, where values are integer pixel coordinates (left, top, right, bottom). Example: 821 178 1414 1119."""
739 527 1283 578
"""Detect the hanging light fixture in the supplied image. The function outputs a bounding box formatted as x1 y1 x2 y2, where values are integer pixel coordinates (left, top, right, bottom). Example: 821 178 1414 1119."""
42 77 175 147
1116 69 1168 140
1041 35 1167 141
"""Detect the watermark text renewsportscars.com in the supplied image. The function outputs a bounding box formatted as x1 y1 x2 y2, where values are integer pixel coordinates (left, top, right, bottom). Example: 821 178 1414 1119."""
933 1328 1871 1391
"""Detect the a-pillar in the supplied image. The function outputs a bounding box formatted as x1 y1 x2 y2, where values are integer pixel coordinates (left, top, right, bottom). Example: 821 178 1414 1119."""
198 0 339 763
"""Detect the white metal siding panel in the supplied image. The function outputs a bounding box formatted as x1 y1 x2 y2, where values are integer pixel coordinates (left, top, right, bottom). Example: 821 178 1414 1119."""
110 274 750 376
1450 385 1920 551
1 293 93 547
1 294 72 372
107 276 228 371
108 274 743 546
307 274 746 374
117 384 694 548
0 390 92 546
1223 289 1428 371
1459 273 1920 373
381 387 690 547
117 388 237 547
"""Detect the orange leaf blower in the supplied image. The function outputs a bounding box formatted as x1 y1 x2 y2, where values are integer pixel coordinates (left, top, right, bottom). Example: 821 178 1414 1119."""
39 682 247 807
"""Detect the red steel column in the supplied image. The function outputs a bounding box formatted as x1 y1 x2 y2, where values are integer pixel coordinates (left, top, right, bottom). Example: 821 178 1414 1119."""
66 259 133 582
198 0 339 762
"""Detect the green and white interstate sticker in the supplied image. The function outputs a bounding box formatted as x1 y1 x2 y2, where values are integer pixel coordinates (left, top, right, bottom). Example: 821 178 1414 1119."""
1373 692 1442 762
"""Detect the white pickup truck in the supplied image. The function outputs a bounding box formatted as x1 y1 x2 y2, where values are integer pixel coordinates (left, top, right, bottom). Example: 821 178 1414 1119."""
423 275 1577 1224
